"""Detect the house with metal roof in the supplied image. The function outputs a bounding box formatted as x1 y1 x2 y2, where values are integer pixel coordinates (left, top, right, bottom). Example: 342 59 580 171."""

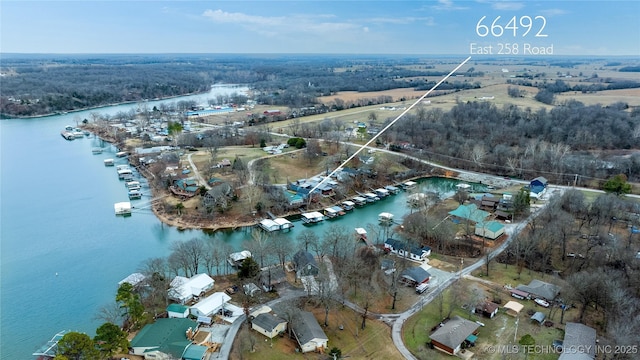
291 311 328 353
384 238 431 261
168 273 215 304
189 292 231 317
130 318 206 360
559 322 597 360
475 221 506 240
516 279 560 301
531 311 546 324
448 203 490 224
293 250 319 278
252 313 288 339
400 266 431 286
429 316 480 355
167 303 189 318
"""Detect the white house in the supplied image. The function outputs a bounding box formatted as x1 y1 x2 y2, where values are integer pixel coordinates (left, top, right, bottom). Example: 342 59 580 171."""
384 238 431 261
169 273 215 304
189 292 231 317
167 303 189 318
251 313 287 339
292 311 328 353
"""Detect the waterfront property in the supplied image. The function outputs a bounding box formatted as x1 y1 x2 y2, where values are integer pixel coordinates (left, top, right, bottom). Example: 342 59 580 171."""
293 250 319 278
228 250 252 267
130 318 207 360
384 238 431 261
32 330 68 359
301 211 324 224
167 303 190 318
168 273 215 304
259 218 293 232
189 292 232 317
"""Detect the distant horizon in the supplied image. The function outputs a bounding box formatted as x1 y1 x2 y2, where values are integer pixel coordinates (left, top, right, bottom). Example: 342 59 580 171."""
1 1 638 56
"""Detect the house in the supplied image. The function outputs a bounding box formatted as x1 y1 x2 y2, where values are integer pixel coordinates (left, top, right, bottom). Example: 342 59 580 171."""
400 266 431 286
243 283 261 297
559 323 597 359
384 238 431 261
429 315 480 355
189 292 231 317
531 311 546 324
291 311 328 353
475 221 505 240
293 250 319 277
130 318 206 360
529 176 548 199
448 203 490 224
252 313 288 339
475 301 500 318
503 301 524 317
167 303 189 318
260 267 287 291
202 182 232 208
168 273 215 304
170 178 200 198
516 279 559 301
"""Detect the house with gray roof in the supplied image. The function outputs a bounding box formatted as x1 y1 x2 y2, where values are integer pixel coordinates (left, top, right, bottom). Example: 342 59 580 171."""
429 315 480 355
559 323 596 360
400 266 431 286
516 279 560 301
251 313 287 339
293 250 319 278
291 311 328 353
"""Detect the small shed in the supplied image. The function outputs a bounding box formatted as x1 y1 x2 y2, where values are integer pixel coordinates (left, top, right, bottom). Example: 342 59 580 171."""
503 301 524 317
531 311 546 324
475 301 500 318
475 221 505 240
167 303 189 318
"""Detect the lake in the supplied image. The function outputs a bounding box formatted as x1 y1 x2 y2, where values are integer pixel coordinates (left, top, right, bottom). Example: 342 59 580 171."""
0 85 480 359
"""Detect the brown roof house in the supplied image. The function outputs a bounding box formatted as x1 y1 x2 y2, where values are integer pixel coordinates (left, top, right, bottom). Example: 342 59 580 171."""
475 301 500 318
429 316 480 355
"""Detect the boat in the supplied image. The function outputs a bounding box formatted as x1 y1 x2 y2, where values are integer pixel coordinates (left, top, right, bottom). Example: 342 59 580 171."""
114 201 132 216
341 200 355 211
378 212 394 223
402 181 417 190
91 148 103 154
116 151 128 157
72 129 85 138
301 211 324 224
352 196 367 206
456 183 471 190
126 180 141 190
228 250 252 267
103 159 114 166
128 189 142 200
374 188 390 198
33 330 69 358
363 192 380 202
117 168 133 180
116 164 130 171
60 131 75 140
385 185 400 194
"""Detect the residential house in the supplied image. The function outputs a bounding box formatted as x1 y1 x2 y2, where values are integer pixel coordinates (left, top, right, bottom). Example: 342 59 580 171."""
293 250 320 278
202 182 232 208
384 238 431 261
559 323 597 360
516 279 560 301
243 283 261 297
260 267 287 291
529 176 548 199
168 273 215 304
475 301 500 318
429 316 480 355
170 178 200 199
252 313 288 339
189 292 232 317
130 318 207 360
475 221 506 240
291 311 328 353
448 203 490 224
400 266 431 286
167 303 189 318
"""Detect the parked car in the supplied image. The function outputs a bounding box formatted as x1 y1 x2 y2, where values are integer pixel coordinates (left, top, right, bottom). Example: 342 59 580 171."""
534 298 550 308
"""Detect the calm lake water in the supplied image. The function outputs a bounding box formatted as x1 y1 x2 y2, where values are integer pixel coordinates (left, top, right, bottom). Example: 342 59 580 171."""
0 86 480 359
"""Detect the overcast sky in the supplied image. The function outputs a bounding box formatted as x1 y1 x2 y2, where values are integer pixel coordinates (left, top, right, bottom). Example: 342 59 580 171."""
1 0 638 55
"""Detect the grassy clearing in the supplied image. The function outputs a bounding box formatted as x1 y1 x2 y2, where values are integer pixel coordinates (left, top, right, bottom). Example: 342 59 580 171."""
231 303 404 360
404 284 566 360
